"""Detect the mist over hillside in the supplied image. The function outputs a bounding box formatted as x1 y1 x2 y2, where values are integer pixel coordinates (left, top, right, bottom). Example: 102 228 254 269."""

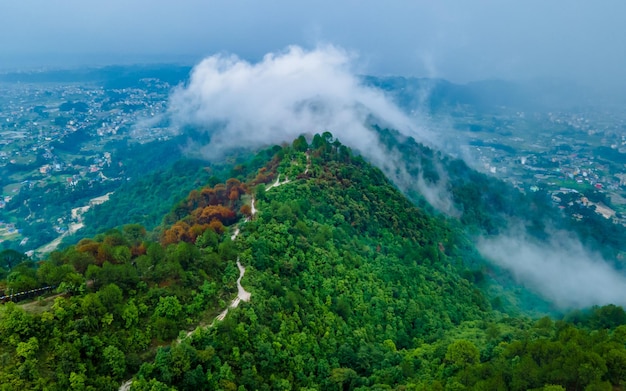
4 2 626 389
1 45 624 312
161 46 626 311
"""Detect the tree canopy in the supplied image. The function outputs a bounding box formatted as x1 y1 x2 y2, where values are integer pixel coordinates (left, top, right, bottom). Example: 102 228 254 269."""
1 134 626 390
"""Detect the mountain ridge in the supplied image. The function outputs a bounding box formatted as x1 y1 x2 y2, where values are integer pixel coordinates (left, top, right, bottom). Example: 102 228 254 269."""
1 135 626 390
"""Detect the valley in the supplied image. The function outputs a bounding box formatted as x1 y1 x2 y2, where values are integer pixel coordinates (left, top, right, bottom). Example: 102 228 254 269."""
31 191 113 257
2 67 626 390
374 76 626 224
3 70 626 259
4 2 626 389
0 66 188 253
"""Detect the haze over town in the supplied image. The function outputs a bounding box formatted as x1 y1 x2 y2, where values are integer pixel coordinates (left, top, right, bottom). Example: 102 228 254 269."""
2 0 626 93
6 3 626 389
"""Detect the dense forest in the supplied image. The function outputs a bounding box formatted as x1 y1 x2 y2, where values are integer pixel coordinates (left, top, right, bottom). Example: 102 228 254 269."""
1 134 626 390
374 126 626 265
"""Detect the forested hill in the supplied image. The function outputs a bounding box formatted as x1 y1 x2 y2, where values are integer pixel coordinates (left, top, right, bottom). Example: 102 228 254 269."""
2 134 626 390
373 126 626 265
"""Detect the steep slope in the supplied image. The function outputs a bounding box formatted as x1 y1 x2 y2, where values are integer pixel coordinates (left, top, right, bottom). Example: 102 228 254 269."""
125 135 488 390
130 136 626 390
375 126 626 266
2 135 626 391
0 181 251 389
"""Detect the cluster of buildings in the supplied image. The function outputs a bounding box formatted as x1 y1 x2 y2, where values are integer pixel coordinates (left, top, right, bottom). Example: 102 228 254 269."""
0 80 172 186
455 107 626 225
0 78 174 249
0 221 19 245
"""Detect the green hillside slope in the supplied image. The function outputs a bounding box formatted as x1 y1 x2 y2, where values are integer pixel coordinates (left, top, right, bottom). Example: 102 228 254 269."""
1 135 626 390
132 136 626 390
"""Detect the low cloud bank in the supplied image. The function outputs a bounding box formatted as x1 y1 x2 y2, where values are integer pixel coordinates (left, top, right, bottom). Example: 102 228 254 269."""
166 44 456 214
165 45 626 309
167 45 423 160
478 230 626 309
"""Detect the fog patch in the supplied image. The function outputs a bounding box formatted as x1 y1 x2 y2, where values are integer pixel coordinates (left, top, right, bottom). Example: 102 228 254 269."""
377 146 459 216
167 45 428 159
165 45 459 215
478 230 626 309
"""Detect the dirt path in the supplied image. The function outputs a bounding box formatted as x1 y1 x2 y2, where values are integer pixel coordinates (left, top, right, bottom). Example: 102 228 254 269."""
266 174 281 190
121 190 266 390
214 258 251 322
251 198 257 216
235 260 251 303
118 380 132 391
175 212 253 344
230 227 240 241
266 174 290 191
304 151 311 174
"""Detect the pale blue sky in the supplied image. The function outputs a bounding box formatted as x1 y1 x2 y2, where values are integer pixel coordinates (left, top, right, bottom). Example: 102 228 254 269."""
1 0 625 87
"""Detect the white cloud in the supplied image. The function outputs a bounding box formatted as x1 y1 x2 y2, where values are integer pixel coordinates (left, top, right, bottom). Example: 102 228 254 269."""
166 45 431 160
166 44 458 214
478 230 626 309
167 45 626 310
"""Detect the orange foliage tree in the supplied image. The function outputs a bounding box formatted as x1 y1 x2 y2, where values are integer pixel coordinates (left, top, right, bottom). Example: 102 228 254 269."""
161 178 249 246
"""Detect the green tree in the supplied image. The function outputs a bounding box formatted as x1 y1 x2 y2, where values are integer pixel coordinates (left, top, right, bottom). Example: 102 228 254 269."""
330 367 357 390
0 249 27 271
69 371 87 390
446 340 480 368
292 135 309 152
123 224 147 244
97 283 124 313
255 184 267 202
155 296 182 319
37 262 73 286
103 345 126 379
113 246 132 264
445 340 480 386
122 299 140 329
16 337 39 361
57 272 85 294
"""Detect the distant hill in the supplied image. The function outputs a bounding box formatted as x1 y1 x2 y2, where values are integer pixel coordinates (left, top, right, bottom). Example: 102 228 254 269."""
363 75 610 112
0 64 192 88
1 64 605 108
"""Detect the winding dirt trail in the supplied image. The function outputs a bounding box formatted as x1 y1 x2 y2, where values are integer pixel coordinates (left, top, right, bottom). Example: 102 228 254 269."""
120 177 294 390
304 151 311 174
266 174 290 191
235 260 251 303
176 196 258 340
215 258 251 321
250 198 257 217
230 227 240 241
122 199 257 390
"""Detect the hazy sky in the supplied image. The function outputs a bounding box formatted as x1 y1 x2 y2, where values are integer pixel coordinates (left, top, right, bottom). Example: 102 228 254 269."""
2 0 625 86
